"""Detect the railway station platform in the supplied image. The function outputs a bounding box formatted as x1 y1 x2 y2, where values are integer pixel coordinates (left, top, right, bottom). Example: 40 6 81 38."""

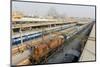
79 23 96 61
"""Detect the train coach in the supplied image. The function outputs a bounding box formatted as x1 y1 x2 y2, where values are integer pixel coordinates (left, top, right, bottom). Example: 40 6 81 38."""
12 24 76 45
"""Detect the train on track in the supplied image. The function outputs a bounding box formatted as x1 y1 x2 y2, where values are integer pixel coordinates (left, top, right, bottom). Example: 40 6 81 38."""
12 24 76 45
12 22 94 65
29 23 92 64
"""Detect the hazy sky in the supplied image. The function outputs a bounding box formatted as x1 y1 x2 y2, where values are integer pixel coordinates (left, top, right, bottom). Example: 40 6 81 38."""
12 1 95 19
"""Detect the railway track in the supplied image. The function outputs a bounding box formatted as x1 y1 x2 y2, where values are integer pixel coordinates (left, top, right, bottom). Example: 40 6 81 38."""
12 24 77 55
44 22 94 64
12 22 94 65
12 25 78 65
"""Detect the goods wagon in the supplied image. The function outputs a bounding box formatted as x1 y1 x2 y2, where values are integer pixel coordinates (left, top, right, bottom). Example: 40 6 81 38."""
29 35 65 64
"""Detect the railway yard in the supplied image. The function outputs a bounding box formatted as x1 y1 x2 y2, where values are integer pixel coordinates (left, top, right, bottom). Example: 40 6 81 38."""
11 15 95 66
